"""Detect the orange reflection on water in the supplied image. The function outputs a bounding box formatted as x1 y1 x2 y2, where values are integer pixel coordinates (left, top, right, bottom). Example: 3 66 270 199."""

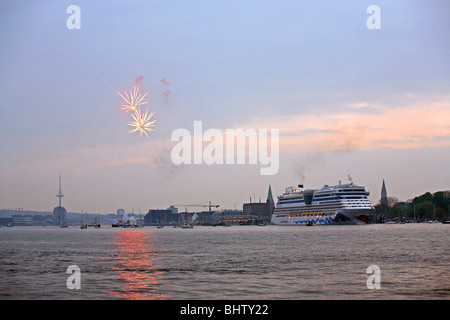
109 229 166 300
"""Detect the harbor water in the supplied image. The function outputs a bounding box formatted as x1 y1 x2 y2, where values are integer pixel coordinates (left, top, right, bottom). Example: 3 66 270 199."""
0 224 448 300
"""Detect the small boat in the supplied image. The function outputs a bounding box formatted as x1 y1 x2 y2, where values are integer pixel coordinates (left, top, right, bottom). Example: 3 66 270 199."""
91 216 101 228
157 225 164 229
442 220 450 224
112 214 131 228
112 214 123 227
180 222 193 229
306 221 313 226
60 224 68 228
80 212 88 229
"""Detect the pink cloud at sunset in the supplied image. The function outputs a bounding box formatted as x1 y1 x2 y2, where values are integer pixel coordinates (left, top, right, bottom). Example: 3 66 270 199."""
244 102 449 153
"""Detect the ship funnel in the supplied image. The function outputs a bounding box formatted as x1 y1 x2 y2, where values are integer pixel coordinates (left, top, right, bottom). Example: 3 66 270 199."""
304 190 314 205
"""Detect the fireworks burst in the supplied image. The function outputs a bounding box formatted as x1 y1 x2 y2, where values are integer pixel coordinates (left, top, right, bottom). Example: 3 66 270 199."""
128 108 157 138
118 77 159 139
117 86 149 113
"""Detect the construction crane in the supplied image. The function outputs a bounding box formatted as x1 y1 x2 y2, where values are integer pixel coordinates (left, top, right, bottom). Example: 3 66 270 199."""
174 201 220 213
172 202 220 225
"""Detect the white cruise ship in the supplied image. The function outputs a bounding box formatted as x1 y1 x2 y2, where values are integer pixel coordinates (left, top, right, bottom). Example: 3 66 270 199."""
271 176 375 225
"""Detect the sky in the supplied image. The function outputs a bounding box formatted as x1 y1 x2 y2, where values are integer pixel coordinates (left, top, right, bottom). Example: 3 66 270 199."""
0 0 449 214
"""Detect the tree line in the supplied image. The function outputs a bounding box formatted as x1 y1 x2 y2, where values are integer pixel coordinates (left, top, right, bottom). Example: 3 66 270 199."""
375 190 450 221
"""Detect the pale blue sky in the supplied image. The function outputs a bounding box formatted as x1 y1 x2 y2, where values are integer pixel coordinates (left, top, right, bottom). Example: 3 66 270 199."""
0 1 448 213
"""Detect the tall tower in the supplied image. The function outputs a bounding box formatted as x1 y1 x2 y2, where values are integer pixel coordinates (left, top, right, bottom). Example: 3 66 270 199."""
53 174 67 225
57 173 64 207
380 179 388 205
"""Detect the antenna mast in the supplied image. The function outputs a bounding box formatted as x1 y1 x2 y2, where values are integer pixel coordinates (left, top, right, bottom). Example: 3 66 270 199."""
57 173 64 207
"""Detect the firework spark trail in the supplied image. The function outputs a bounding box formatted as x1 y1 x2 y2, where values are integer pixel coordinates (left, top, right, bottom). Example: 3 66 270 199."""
162 90 171 102
160 78 171 85
128 108 157 138
135 75 144 87
117 86 149 113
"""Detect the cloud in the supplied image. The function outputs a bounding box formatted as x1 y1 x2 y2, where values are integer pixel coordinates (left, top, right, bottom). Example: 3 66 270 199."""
242 101 450 153
103 156 157 168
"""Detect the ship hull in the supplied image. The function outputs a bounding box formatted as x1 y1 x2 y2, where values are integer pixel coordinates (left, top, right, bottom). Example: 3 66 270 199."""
271 208 374 226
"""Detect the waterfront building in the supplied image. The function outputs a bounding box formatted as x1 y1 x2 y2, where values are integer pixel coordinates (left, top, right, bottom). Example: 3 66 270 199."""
106 213 117 222
53 206 67 225
242 185 274 223
12 215 33 226
167 205 178 214
11 214 52 226
144 209 179 225
192 210 214 224
243 202 269 221
0 217 12 226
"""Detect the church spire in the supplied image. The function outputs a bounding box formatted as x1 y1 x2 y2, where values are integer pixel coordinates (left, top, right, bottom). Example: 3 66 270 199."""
267 184 274 204
380 179 387 205
266 184 274 216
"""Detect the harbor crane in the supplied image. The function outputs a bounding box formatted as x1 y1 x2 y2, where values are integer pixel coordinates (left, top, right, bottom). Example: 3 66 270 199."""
174 201 220 213
173 202 220 225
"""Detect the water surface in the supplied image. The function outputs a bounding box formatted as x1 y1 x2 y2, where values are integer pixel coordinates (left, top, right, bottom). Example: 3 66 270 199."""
0 224 448 299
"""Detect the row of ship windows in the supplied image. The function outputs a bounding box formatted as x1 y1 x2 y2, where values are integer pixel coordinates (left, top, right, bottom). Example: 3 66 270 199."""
289 211 327 217
345 205 371 208
284 196 368 201
342 203 369 204
343 201 371 204
275 214 329 218
314 194 367 198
